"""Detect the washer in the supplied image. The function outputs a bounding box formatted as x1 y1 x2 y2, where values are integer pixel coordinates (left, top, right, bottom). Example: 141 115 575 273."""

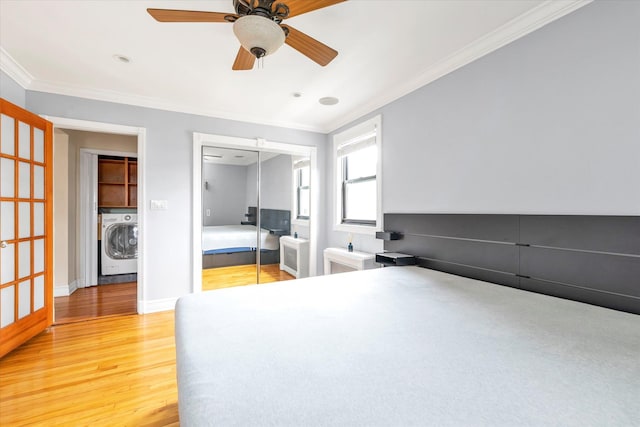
101 213 138 275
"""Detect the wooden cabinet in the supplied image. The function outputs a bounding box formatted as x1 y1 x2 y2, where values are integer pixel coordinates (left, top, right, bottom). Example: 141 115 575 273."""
98 157 137 207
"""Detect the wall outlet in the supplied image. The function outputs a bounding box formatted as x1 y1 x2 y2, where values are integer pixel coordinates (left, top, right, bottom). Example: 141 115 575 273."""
206 209 211 217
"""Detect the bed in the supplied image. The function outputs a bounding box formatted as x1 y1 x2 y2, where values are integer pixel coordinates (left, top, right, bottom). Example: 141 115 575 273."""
202 209 290 269
202 224 280 253
175 266 640 426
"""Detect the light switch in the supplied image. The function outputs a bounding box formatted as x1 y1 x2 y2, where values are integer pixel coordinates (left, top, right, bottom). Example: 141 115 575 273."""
150 199 168 211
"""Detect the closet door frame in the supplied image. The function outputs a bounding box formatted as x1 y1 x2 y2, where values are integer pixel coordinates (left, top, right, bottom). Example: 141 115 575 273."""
192 133 318 293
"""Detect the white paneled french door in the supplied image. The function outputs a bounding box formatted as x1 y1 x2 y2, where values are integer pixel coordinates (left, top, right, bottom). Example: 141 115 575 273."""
0 98 53 358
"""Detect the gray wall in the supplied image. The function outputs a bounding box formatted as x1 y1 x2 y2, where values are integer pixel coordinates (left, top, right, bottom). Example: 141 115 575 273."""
244 154 292 211
24 91 327 301
245 162 257 211
202 163 248 226
0 71 25 107
260 154 293 211
327 0 640 254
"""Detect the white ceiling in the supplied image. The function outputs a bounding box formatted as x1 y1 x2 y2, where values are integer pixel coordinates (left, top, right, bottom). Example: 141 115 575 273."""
0 0 588 133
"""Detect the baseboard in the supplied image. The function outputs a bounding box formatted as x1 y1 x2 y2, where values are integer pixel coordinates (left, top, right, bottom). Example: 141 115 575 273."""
54 280 78 297
140 297 177 314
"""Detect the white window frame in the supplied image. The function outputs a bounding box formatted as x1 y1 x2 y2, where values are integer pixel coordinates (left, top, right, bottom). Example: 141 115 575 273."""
292 157 310 225
333 115 382 235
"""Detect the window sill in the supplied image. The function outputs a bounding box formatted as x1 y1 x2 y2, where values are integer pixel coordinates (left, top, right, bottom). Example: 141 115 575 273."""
333 222 381 236
292 218 310 227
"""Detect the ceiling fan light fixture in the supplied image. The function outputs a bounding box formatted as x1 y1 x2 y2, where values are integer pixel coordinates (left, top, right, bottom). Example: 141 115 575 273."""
233 15 285 58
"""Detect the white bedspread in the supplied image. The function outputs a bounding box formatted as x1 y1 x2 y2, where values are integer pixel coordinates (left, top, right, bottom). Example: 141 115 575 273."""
175 266 640 426
202 224 279 252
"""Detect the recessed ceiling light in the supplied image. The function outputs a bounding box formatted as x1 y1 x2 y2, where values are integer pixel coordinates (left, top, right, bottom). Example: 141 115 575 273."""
234 155 245 158
319 96 339 106
293 92 302 98
113 54 131 64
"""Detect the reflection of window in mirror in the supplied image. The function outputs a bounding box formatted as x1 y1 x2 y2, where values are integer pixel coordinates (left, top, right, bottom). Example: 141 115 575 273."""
293 158 310 220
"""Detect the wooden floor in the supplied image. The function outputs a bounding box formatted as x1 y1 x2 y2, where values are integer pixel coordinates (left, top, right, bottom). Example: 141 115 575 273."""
0 311 178 426
0 265 295 425
54 282 137 324
203 263 295 291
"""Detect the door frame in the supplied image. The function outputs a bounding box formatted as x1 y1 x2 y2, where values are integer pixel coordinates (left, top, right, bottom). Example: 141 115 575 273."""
43 116 146 313
78 148 137 289
192 133 318 293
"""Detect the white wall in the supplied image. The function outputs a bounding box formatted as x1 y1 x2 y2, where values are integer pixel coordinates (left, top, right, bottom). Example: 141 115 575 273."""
327 0 640 254
26 92 327 303
52 129 70 296
0 70 25 107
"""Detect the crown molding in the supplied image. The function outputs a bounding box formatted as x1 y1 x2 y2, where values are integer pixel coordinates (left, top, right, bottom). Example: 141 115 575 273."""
0 47 33 88
324 0 593 133
1 0 591 134
26 77 324 133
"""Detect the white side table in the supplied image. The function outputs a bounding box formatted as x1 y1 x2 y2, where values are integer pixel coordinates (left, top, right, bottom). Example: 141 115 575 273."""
323 247 376 275
280 236 309 278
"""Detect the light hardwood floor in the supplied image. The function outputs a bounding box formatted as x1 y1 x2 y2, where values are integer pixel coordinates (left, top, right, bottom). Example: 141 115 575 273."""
0 265 296 425
0 311 178 426
54 282 137 324
203 263 295 291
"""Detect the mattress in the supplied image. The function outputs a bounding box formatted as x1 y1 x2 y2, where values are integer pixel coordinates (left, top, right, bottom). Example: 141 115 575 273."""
202 224 279 253
175 266 640 426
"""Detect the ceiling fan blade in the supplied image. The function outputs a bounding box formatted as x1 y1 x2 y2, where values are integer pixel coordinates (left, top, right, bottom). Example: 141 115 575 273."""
232 47 256 70
285 0 347 18
147 9 232 23
282 25 338 66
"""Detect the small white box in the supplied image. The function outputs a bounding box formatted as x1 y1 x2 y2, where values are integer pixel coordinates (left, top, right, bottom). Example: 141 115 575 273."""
323 247 376 275
280 236 309 279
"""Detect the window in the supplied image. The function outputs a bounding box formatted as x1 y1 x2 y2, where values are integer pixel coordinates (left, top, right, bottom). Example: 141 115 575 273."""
294 158 310 220
333 115 382 233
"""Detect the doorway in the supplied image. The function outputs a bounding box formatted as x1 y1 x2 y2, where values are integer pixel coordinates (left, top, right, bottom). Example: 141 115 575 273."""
192 134 318 293
46 117 146 323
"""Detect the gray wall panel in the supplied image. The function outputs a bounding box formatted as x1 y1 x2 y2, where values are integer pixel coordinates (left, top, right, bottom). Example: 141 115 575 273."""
520 247 640 298
520 278 640 315
384 213 640 314
385 214 519 243
417 259 519 289
388 235 518 274
521 216 640 255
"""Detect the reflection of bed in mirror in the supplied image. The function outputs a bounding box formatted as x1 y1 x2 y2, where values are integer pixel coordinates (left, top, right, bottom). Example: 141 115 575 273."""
202 209 290 269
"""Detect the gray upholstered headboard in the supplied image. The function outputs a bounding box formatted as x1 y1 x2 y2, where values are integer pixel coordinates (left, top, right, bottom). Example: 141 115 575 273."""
383 214 640 315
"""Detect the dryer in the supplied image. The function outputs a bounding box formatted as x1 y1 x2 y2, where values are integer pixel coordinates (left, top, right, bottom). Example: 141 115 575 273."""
101 213 138 275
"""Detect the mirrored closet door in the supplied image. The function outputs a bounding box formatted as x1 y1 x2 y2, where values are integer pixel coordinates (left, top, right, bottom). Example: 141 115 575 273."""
258 152 296 284
200 146 310 290
201 147 259 290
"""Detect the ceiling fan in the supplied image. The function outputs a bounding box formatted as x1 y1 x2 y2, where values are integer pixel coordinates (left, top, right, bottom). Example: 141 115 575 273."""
147 0 346 70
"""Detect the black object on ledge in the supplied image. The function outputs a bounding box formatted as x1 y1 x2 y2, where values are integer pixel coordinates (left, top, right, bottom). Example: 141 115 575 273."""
376 231 402 241
267 228 288 236
376 252 416 266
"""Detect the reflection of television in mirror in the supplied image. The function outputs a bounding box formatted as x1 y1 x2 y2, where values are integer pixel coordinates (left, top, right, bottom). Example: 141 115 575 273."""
241 206 257 225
